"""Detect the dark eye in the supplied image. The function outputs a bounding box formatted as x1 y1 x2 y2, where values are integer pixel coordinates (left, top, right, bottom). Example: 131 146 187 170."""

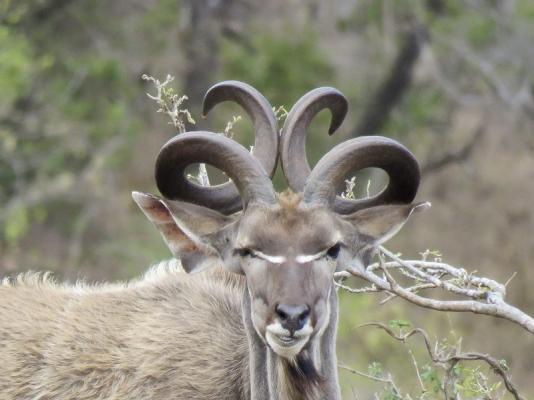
326 243 341 260
234 248 255 258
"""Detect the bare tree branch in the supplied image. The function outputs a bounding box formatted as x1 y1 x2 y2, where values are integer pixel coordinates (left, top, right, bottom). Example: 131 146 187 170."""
360 322 525 400
338 364 402 398
334 246 534 334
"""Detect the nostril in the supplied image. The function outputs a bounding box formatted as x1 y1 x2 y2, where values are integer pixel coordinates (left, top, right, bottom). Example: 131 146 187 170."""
299 308 310 322
275 305 288 321
276 304 291 321
275 304 310 331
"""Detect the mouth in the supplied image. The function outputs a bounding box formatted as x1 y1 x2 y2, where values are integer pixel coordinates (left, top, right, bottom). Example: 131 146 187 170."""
265 324 313 358
270 333 301 347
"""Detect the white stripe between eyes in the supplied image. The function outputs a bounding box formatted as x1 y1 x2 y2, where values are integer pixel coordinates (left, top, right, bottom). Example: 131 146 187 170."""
295 252 325 264
253 250 286 264
251 250 330 264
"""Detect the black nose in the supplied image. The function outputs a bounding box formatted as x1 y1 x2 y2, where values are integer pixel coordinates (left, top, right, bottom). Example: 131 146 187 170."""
275 304 310 333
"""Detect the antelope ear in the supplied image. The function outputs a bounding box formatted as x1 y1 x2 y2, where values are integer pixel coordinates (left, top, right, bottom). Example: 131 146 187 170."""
132 191 225 273
345 202 431 245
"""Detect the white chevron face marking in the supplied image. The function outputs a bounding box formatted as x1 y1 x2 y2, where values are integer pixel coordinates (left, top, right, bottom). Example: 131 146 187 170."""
253 250 286 264
295 252 324 264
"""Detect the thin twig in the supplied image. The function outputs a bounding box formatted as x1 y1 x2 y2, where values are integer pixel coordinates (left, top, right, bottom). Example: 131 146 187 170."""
359 322 525 400
407 348 426 395
343 246 534 334
338 364 392 384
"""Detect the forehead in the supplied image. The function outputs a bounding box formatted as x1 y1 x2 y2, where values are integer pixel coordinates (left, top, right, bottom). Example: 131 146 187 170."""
237 202 339 254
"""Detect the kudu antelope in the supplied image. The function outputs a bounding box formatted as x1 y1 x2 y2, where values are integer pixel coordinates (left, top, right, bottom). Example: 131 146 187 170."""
0 81 426 399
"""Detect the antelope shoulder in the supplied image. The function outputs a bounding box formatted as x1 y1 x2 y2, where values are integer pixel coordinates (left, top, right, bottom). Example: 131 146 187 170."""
0 265 249 400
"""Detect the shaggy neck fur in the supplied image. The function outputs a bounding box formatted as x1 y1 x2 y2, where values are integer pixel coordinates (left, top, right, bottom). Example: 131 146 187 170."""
0 264 341 399
243 287 341 400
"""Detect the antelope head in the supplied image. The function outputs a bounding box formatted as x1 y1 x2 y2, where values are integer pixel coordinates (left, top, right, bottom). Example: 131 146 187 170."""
134 82 424 360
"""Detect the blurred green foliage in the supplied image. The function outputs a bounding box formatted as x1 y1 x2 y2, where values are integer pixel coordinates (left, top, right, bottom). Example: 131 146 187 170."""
221 31 333 106
221 30 338 186
0 26 31 102
1 1 140 254
386 85 448 140
1 0 534 398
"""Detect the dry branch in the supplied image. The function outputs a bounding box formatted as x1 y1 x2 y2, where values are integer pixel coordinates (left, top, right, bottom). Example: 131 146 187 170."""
334 246 534 335
359 322 525 400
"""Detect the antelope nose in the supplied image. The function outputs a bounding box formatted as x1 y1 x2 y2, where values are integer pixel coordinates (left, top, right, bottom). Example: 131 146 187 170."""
275 304 310 332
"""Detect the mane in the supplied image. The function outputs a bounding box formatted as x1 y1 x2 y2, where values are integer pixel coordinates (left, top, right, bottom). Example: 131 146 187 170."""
0 259 186 294
1 271 56 288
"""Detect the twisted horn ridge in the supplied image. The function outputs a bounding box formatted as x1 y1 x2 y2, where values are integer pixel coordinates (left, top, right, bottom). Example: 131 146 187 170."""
302 136 420 214
156 81 278 215
156 131 276 214
203 80 279 178
280 87 348 192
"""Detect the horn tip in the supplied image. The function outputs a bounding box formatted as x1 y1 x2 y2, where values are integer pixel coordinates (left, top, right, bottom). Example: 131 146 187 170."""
327 115 344 136
201 100 215 117
132 191 158 206
413 201 431 213
328 124 338 135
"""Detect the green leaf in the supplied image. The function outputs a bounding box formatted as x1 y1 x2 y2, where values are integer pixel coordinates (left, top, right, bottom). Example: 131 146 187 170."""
367 361 384 378
388 319 412 329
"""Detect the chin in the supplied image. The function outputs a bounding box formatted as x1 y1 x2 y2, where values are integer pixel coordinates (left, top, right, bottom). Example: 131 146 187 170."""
266 331 310 358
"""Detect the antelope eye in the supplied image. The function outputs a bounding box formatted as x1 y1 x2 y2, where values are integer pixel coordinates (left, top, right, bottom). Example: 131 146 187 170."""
234 248 255 258
326 243 341 260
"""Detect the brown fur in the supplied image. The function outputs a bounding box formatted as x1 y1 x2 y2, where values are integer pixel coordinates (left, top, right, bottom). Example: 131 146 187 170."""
0 264 250 400
277 190 302 212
